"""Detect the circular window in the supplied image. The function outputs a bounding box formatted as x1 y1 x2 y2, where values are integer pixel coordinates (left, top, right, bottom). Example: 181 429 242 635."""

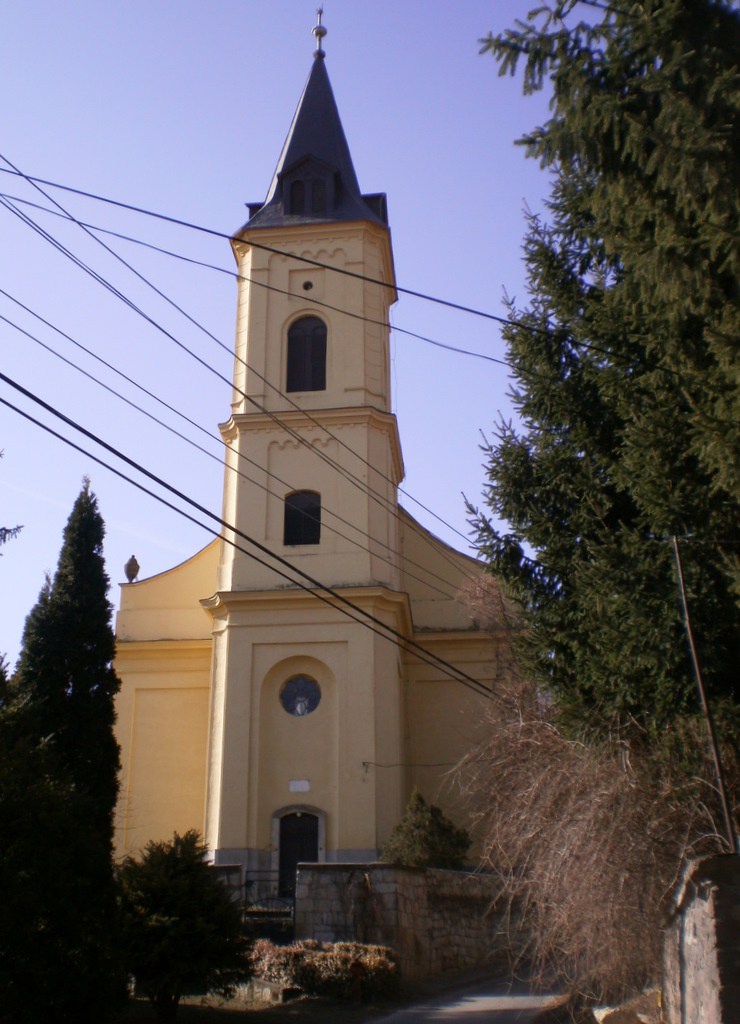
280 675 321 717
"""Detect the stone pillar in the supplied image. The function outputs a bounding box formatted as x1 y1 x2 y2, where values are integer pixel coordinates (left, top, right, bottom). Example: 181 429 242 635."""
663 854 740 1024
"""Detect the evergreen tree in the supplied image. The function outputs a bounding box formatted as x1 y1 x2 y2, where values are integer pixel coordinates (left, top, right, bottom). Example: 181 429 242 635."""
1 449 22 697
15 479 120 836
1 480 122 1021
381 791 471 869
471 1 740 762
119 831 248 1021
0 524 22 547
0 449 22 554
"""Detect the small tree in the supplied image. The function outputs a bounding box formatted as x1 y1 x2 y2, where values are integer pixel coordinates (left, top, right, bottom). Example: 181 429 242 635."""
381 791 471 870
119 830 248 1020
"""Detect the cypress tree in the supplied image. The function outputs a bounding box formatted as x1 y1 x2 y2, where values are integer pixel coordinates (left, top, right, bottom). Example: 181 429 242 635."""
1 480 122 1021
15 478 120 836
471 0 740 766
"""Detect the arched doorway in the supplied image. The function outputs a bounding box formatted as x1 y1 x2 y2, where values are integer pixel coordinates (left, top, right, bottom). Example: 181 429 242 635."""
278 812 319 897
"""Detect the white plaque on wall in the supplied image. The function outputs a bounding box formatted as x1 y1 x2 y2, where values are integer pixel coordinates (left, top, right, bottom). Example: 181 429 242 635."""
289 779 310 792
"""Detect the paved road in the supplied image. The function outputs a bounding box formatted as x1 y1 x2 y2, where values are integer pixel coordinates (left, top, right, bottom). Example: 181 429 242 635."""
372 979 563 1023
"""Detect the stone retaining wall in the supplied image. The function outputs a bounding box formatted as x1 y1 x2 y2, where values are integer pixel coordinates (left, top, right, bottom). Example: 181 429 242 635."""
663 854 740 1024
294 863 501 980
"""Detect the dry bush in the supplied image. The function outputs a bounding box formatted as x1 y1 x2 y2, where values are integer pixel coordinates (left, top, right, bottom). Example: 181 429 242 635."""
458 574 521 632
459 678 735 1007
249 939 400 1001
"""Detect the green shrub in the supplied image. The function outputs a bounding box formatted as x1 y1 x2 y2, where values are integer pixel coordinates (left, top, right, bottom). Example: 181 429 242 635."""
250 939 399 1001
119 831 249 1020
381 790 471 869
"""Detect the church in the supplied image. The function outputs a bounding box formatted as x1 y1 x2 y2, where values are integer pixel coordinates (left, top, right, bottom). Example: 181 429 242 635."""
113 20 507 892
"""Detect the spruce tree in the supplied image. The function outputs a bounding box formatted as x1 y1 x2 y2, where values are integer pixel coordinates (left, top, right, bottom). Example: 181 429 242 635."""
1 480 122 1021
471 1 740 764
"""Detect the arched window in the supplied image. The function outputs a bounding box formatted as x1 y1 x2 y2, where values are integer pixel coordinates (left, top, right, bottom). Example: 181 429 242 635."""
286 316 326 392
311 178 327 214
289 180 305 215
284 491 321 546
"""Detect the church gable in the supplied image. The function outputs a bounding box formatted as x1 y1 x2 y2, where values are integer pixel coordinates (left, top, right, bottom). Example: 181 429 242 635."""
116 539 219 643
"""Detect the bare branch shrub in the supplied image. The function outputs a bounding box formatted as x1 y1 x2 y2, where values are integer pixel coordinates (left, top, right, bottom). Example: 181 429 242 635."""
249 939 399 1001
458 574 521 632
458 678 734 1007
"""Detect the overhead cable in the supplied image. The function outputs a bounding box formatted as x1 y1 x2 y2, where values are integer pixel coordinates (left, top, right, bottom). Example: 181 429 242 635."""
0 370 497 703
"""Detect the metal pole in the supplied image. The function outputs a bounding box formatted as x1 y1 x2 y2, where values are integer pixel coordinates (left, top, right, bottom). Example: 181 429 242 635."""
672 535 738 855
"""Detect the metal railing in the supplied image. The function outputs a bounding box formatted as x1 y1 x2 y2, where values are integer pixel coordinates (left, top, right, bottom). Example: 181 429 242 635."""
242 871 295 942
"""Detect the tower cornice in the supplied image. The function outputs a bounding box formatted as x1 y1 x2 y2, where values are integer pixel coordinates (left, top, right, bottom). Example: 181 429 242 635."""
201 584 413 638
219 405 405 487
231 218 397 306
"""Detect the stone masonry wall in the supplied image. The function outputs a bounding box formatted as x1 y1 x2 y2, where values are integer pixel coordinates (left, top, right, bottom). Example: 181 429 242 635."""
294 863 501 980
663 854 740 1024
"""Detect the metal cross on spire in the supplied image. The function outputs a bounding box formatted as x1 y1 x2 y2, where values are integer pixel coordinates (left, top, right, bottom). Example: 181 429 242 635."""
312 7 327 58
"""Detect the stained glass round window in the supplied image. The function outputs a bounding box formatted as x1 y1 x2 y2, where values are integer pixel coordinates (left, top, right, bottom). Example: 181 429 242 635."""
280 675 321 716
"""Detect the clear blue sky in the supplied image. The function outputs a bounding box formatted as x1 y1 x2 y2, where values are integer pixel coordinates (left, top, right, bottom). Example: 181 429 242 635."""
1 1 553 667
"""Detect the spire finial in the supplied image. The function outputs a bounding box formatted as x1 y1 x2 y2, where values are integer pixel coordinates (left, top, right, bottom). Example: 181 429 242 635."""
312 7 327 59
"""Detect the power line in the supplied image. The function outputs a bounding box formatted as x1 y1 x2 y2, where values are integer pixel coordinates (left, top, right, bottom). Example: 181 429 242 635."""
1 297 469 604
0 165 623 368
0 247 470 602
0 370 497 702
5 159 721 582
0 188 497 584
6 176 730 594
0 164 477 574
0 173 473 564
0 166 691 377
0 165 515 327
0 176 480 554
362 761 458 769
9 177 719 580
0 191 510 369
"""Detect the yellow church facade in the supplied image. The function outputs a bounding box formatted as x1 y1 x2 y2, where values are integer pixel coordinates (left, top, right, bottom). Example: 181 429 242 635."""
113 31 507 889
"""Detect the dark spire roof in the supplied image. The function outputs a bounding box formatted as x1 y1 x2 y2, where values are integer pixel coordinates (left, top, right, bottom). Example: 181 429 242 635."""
243 51 387 231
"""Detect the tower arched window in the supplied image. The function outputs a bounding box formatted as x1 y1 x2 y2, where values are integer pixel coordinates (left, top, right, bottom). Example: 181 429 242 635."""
311 178 327 214
289 180 305 215
284 491 321 546
287 316 326 392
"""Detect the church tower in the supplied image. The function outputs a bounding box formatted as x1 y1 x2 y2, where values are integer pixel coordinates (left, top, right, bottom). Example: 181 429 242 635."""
204 20 407 880
113 19 502 890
